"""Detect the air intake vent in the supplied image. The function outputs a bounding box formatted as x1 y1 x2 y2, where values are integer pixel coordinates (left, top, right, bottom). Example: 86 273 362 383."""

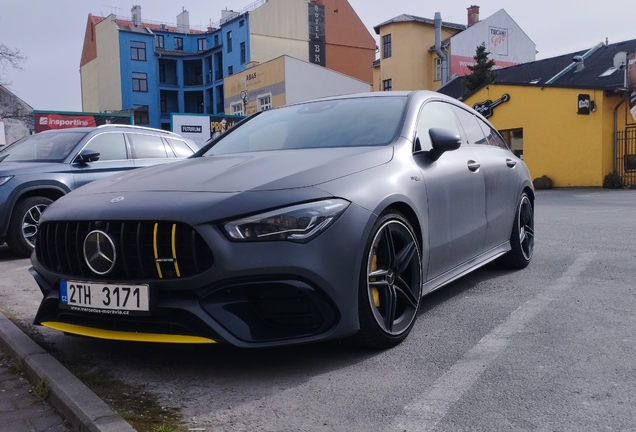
36 221 214 281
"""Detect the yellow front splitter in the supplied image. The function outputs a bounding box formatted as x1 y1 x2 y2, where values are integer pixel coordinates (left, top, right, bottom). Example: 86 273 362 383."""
42 322 216 344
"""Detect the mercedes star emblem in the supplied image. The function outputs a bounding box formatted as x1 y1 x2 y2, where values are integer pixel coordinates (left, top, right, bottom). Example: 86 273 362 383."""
83 230 116 275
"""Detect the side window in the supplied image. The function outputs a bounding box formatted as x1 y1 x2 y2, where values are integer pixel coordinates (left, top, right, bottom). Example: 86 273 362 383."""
452 106 488 145
166 138 195 158
477 118 509 150
83 133 127 161
128 134 168 159
416 102 461 152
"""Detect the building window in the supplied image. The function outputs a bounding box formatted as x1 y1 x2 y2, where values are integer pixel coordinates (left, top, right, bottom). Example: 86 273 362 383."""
231 101 244 116
382 79 392 91
132 72 148 92
198 38 206 51
156 35 164 49
500 128 524 158
228 65 234 76
240 42 246 64
382 34 392 59
159 64 165 83
174 37 183 51
130 41 146 61
435 58 442 81
133 107 149 124
160 94 167 112
214 34 219 46
227 31 233 53
257 93 272 112
239 20 245 27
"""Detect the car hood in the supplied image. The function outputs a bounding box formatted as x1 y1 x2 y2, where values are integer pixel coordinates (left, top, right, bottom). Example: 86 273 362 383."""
70 146 394 195
0 161 69 175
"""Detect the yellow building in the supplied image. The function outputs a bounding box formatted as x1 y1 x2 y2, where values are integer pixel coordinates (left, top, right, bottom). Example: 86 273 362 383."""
439 40 636 187
372 7 535 92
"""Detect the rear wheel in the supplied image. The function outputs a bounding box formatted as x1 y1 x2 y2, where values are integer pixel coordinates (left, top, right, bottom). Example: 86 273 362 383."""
6 196 53 257
499 192 534 269
352 213 423 349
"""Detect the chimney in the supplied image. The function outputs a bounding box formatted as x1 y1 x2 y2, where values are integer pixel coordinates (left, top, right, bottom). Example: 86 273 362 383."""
177 8 190 33
467 5 480 27
131 5 141 28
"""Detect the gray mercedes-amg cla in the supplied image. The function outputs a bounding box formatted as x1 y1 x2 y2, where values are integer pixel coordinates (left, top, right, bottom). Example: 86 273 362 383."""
30 91 534 349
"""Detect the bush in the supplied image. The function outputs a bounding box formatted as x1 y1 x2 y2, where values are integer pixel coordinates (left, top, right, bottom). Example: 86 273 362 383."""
532 175 553 190
602 171 625 189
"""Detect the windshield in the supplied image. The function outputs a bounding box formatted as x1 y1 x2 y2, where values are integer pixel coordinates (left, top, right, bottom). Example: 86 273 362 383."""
0 131 88 163
203 96 406 156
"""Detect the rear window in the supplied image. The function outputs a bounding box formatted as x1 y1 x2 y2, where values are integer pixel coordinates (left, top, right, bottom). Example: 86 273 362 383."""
0 131 87 162
128 133 169 159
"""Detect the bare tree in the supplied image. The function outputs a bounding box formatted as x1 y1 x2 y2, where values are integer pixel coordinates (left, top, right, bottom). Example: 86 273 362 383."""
0 43 27 86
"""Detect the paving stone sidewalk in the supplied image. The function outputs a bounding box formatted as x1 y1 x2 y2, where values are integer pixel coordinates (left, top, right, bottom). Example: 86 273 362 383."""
0 347 70 432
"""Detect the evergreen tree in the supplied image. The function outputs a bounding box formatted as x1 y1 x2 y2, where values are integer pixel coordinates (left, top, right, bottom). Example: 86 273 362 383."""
462 43 497 95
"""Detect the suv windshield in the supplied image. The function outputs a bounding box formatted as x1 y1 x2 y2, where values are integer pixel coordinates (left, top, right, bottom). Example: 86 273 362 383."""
203 96 406 155
0 131 88 163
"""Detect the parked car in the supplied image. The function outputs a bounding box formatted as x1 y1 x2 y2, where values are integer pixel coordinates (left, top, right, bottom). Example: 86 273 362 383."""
0 125 198 256
30 91 534 349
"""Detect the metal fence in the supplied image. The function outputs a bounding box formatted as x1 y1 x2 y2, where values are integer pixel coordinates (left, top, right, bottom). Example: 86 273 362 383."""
617 127 636 186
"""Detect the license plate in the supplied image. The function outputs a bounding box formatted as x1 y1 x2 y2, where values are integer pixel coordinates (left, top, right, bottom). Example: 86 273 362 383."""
60 280 150 315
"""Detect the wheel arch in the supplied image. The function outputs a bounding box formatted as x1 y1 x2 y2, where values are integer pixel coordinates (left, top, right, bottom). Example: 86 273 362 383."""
377 201 424 253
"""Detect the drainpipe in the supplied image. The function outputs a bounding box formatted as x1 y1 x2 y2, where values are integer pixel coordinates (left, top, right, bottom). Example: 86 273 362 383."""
614 97 626 172
434 12 448 86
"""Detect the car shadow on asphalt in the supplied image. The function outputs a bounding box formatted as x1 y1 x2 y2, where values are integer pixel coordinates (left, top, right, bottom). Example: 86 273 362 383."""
0 244 29 262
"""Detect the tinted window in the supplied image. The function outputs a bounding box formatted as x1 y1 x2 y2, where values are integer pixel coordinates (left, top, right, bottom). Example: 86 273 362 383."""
477 118 509 149
416 102 461 152
452 106 488 145
128 134 168 159
166 138 195 158
204 97 406 155
0 131 87 162
83 133 127 161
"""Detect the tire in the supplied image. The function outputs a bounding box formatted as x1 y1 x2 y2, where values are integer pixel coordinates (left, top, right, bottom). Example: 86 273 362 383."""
499 192 534 269
6 196 53 257
351 213 423 349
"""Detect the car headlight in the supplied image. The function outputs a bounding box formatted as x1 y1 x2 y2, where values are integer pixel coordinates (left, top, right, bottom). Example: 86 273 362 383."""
0 176 13 186
223 199 350 242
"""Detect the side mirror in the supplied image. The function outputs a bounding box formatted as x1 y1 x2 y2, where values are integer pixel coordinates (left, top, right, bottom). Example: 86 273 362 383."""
73 149 101 164
427 128 461 161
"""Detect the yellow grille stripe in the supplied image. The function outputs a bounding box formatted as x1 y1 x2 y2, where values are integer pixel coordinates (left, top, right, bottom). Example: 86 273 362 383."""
42 322 216 344
153 223 163 279
172 224 181 277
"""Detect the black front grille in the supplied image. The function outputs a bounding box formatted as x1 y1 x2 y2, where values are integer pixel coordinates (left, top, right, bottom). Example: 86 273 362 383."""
37 221 214 281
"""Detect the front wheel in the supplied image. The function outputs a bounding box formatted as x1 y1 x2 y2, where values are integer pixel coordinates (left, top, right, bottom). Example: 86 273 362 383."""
6 196 53 257
351 213 423 349
499 192 534 269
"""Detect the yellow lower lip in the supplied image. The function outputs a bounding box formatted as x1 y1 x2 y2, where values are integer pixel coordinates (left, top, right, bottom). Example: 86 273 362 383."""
41 321 216 344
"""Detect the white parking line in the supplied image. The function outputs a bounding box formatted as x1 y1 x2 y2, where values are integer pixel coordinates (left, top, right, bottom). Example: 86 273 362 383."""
391 252 596 432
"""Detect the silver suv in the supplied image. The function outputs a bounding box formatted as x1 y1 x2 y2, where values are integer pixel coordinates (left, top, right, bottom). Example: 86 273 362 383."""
0 125 199 256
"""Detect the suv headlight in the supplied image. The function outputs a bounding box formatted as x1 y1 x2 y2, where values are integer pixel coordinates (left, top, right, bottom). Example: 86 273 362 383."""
0 176 13 186
223 199 350 242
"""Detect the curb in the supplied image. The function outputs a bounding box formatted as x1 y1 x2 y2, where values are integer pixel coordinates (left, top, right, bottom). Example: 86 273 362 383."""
0 311 136 432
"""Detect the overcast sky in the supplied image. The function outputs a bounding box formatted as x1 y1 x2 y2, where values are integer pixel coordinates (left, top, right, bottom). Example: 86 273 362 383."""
1 0 633 111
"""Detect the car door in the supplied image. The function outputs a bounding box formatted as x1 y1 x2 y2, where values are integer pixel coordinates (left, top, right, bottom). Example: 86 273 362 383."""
71 132 135 189
127 133 178 168
414 101 488 281
453 107 521 251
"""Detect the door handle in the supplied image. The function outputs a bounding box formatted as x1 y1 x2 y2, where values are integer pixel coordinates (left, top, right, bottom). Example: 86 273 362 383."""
506 159 517 168
467 160 481 172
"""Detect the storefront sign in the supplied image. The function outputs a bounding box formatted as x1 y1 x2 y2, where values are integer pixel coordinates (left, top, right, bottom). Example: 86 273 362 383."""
577 94 591 115
34 111 132 133
628 52 636 122
473 94 510 118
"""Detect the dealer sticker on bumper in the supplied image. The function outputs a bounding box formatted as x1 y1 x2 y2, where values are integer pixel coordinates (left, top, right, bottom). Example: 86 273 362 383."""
60 280 150 314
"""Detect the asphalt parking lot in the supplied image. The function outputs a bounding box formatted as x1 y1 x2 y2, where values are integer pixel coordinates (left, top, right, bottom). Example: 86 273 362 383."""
0 188 635 431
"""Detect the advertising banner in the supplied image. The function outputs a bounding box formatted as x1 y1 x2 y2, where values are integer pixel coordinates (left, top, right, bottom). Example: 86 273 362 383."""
628 52 636 122
34 111 131 133
171 114 245 145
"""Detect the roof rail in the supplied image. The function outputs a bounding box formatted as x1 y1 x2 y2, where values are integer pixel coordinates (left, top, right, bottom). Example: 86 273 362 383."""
96 124 180 136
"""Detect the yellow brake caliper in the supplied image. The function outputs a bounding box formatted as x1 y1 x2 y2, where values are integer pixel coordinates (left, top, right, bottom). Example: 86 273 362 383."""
370 251 380 307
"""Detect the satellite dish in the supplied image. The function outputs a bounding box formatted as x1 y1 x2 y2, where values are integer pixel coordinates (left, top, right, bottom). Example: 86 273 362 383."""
613 51 627 69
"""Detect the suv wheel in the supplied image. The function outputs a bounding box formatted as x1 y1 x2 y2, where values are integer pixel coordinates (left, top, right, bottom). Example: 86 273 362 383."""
7 196 53 257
